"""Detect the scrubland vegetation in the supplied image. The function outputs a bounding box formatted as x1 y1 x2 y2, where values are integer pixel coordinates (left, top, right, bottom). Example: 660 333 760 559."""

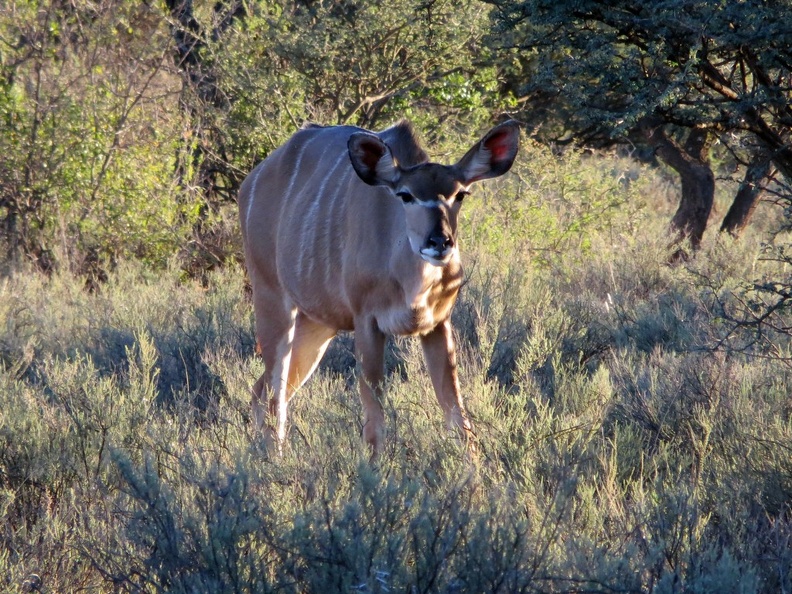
2 1 792 592
2 144 791 592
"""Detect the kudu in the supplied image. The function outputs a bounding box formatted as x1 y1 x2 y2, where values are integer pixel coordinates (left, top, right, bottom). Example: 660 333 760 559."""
239 120 519 456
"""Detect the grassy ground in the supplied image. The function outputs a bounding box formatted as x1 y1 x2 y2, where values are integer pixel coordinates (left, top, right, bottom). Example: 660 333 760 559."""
1 144 791 593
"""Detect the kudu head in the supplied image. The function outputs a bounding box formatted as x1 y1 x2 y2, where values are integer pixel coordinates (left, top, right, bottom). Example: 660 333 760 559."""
348 121 520 266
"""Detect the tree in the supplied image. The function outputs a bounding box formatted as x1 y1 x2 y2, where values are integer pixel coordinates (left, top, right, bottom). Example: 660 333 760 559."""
173 0 509 185
0 1 199 272
487 0 792 247
163 0 247 203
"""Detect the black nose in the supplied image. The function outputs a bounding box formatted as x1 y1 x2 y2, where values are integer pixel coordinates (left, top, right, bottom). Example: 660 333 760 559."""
427 234 454 250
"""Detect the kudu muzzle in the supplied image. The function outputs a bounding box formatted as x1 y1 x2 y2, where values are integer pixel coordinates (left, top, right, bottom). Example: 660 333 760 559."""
420 205 456 265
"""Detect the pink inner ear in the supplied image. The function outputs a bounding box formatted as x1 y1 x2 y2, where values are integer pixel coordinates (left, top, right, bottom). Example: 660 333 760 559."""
485 131 512 162
360 139 385 170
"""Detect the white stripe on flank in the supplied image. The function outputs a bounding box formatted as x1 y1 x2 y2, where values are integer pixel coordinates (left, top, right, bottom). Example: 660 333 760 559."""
321 165 352 284
246 131 319 251
314 152 348 213
300 150 348 277
245 163 264 240
285 134 319 199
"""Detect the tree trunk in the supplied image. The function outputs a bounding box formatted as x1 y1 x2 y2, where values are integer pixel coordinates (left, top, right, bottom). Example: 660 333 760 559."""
640 123 715 250
720 157 775 238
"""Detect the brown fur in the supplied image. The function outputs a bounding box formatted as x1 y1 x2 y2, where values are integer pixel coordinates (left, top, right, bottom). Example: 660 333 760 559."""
239 120 519 456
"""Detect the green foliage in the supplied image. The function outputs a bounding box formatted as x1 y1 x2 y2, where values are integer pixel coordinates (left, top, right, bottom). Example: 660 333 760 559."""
487 0 792 244
0 1 202 271
461 140 649 269
489 0 792 156
201 0 512 174
0 0 517 273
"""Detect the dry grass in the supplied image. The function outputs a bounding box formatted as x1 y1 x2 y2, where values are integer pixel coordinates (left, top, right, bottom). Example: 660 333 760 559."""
1 147 790 593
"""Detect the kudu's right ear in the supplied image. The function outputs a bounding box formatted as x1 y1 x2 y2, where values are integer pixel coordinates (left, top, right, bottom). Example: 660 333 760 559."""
348 133 399 187
455 121 520 184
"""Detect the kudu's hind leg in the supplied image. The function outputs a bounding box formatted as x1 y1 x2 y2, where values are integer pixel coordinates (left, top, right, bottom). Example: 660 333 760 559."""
285 313 336 397
251 289 297 449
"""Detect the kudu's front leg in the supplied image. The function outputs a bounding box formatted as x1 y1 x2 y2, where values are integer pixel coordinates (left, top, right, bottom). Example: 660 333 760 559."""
355 317 387 459
421 320 476 451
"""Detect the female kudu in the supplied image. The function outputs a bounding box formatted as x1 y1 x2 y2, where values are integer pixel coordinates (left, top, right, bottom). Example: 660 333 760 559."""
239 120 519 456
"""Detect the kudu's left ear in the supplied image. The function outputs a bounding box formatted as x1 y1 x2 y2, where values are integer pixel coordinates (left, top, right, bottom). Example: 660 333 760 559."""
348 133 399 187
455 121 520 184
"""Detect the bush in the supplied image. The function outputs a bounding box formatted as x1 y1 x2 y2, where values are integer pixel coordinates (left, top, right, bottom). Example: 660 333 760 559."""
1 144 791 592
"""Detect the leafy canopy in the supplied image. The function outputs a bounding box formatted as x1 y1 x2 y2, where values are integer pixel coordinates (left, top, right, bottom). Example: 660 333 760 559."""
489 0 792 175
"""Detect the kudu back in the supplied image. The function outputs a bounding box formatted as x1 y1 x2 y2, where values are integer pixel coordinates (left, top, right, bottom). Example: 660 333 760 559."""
239 120 519 456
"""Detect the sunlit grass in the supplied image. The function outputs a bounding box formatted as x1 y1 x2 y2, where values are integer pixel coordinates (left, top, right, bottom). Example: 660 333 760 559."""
1 149 790 593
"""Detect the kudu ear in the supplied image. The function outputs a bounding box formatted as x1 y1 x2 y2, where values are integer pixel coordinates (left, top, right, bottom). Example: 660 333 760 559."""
455 121 520 184
348 133 399 187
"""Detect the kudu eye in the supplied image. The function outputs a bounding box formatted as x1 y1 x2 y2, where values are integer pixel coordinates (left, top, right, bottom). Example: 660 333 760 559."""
455 191 470 203
396 191 414 203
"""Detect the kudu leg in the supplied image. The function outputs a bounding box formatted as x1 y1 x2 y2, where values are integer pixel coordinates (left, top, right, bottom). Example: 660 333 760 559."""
251 291 297 449
421 320 475 449
253 310 335 452
285 313 336 397
354 318 387 458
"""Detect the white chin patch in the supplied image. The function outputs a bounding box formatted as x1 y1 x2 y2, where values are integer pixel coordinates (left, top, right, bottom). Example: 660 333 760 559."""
420 249 453 267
